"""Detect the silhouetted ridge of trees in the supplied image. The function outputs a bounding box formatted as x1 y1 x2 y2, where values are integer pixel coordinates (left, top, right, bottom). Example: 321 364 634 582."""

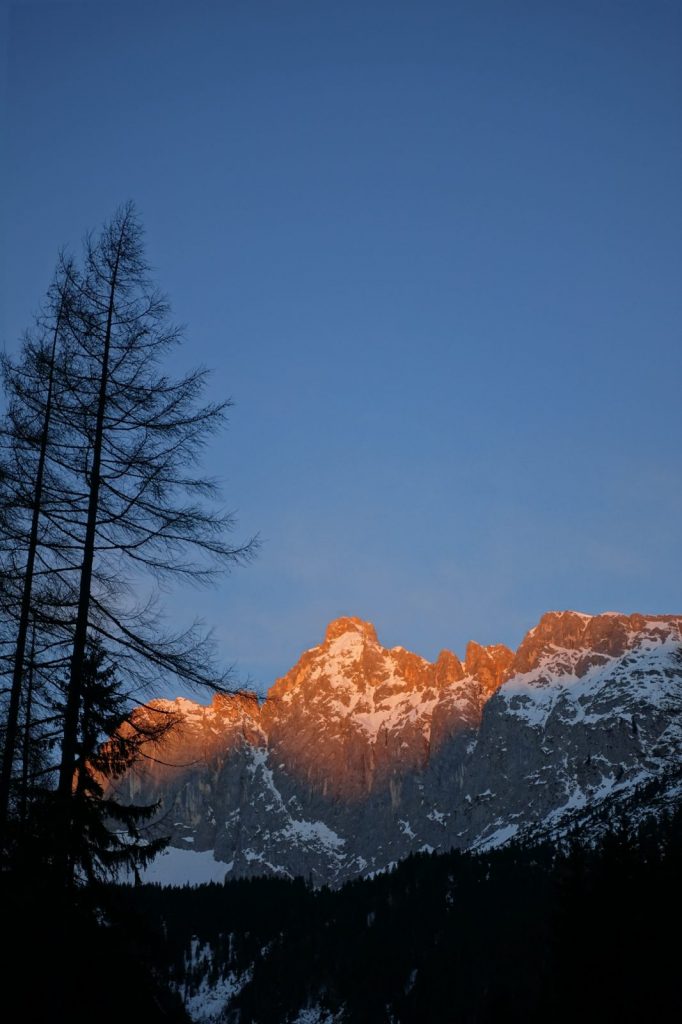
118 808 681 1024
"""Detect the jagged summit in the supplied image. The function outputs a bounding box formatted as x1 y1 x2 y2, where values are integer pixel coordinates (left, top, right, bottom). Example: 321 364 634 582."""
324 616 378 644
514 609 681 675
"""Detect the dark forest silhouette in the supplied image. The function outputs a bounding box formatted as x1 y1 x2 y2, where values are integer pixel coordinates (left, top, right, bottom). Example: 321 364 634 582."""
115 809 682 1023
0 205 254 1019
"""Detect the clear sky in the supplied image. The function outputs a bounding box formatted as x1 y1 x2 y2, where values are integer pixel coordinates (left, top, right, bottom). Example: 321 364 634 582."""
2 1 681 695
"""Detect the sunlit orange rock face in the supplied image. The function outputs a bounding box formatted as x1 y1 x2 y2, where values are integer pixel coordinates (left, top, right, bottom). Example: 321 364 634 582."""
110 691 263 815
115 616 512 809
262 617 513 800
120 612 681 808
113 610 682 887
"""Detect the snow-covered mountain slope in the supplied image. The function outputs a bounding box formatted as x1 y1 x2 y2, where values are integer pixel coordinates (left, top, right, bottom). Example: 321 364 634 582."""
112 611 682 886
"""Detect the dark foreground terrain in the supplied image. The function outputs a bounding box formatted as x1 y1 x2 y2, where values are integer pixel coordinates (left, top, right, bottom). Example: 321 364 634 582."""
105 805 682 1024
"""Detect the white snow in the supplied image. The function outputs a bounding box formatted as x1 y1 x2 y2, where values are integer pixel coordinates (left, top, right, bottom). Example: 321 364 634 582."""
291 1007 341 1024
282 818 346 850
289 631 449 743
246 746 346 858
182 966 250 1024
473 824 519 851
500 637 681 728
243 849 293 877
366 860 398 879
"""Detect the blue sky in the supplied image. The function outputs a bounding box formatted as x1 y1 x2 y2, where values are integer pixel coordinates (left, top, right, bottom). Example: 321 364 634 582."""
2 1 681 695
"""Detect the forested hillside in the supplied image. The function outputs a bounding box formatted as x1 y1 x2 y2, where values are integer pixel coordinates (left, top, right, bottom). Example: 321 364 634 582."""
115 808 682 1023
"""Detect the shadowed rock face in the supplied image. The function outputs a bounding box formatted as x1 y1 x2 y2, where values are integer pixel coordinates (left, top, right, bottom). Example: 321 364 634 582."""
114 611 682 886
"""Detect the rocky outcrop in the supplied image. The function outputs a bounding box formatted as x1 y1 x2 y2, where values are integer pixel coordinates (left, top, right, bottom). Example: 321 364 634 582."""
115 611 682 886
511 610 674 676
260 616 508 802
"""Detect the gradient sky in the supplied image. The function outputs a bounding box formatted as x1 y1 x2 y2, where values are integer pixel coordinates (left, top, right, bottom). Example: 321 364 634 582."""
2 1 681 696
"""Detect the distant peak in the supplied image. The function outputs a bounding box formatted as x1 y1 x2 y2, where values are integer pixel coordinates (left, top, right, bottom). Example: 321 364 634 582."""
513 609 682 677
324 617 378 644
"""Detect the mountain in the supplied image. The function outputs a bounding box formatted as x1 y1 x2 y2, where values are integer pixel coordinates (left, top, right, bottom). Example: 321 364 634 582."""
111 611 682 886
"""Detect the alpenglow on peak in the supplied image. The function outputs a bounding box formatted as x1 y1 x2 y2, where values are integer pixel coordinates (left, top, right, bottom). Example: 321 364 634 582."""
112 610 682 888
323 617 378 644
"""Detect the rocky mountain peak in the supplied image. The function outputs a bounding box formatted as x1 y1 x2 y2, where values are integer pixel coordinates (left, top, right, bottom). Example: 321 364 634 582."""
513 610 682 676
464 641 514 692
324 616 378 645
433 649 465 686
115 607 682 888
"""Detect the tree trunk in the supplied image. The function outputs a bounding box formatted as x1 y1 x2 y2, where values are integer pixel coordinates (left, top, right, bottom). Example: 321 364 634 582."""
0 297 64 842
57 249 120 814
19 622 36 828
